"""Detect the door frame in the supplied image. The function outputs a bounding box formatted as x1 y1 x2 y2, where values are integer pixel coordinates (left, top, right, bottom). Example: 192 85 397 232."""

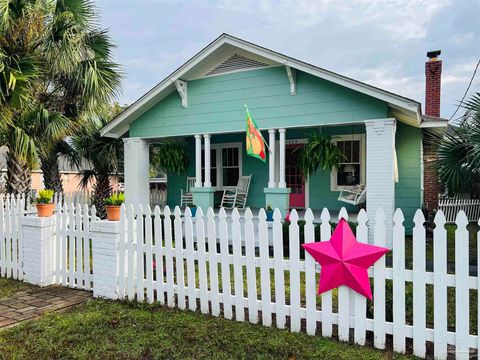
278 138 309 209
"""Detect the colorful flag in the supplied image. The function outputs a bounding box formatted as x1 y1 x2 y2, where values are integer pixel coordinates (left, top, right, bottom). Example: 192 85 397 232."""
245 106 267 162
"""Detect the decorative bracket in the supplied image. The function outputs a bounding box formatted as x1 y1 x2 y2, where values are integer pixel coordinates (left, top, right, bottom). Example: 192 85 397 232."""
174 80 188 108
285 66 296 95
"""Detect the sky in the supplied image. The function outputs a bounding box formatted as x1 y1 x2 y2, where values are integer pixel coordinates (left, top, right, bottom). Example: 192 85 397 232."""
96 0 480 119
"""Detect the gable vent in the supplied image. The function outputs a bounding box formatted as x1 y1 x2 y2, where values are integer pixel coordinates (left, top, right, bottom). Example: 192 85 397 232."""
205 54 269 76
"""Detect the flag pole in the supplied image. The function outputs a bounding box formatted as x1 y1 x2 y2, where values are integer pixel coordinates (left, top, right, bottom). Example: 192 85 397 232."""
244 105 271 153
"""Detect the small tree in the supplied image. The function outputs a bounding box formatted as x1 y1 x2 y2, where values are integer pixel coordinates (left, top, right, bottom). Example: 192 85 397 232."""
66 116 123 218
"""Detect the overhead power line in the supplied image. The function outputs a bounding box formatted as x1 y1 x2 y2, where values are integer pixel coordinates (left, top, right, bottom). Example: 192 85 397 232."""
449 59 480 121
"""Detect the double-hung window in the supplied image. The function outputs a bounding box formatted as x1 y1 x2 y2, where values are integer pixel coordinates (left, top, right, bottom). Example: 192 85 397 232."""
202 143 242 188
331 134 365 190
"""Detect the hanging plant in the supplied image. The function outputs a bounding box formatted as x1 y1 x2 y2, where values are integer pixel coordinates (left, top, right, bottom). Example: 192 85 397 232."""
150 139 189 175
296 133 344 179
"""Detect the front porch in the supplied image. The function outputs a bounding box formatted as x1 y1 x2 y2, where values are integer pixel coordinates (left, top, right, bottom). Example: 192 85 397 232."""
124 119 406 244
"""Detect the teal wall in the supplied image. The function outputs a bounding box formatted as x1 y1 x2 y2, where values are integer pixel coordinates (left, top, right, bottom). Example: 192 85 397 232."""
394 122 422 232
129 66 388 138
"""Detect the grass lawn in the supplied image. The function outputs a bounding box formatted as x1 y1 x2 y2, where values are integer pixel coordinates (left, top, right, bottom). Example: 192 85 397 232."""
0 277 36 299
0 299 413 360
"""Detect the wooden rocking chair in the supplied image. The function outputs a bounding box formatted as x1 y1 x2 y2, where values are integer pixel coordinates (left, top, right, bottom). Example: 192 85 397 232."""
180 177 195 207
337 184 366 206
220 175 252 209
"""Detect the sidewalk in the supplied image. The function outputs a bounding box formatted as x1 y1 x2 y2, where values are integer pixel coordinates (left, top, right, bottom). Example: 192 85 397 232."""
0 286 91 329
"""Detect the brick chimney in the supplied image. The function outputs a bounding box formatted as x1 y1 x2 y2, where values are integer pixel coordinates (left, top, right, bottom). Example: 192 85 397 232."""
423 50 443 213
425 50 442 117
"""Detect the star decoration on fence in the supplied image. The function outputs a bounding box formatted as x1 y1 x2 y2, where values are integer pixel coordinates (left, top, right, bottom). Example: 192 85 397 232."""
302 218 389 300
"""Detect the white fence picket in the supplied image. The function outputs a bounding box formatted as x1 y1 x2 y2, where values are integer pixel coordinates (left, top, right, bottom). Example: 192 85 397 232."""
154 206 164 304
258 209 271 327
337 207 350 342
219 208 232 320
320 208 333 337
273 209 286 329
207 208 220 317
196 207 208 314
304 209 316 336
455 211 470 359
184 208 196 311
392 209 406 353
354 209 368 345
232 208 244 321
289 209 301 332
174 206 186 310
373 208 386 349
412 209 426 357
433 210 448 359
244 208 258 324
145 206 154 304
164 206 175 307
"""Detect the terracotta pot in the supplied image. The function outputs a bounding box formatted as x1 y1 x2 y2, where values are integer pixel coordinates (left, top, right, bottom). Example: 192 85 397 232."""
36 203 55 217
106 205 121 221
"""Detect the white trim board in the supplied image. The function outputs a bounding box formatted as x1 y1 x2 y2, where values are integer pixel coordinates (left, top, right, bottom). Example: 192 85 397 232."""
101 34 422 138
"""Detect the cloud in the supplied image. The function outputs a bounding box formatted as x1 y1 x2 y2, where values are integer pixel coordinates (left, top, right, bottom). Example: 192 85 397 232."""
220 0 452 40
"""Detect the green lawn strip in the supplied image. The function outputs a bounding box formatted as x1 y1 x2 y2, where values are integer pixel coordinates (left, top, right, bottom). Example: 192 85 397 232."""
0 299 414 359
0 277 36 299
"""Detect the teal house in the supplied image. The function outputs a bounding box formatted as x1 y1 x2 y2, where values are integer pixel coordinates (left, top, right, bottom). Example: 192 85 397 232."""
102 34 446 240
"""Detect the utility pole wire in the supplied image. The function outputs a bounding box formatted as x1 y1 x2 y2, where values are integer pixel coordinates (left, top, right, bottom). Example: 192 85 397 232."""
449 59 480 121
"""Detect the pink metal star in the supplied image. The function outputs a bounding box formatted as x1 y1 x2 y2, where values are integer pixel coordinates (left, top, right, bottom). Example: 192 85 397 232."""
302 218 389 300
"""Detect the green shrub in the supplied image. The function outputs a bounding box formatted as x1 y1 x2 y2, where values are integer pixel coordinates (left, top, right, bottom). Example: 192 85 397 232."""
35 189 54 204
104 192 125 206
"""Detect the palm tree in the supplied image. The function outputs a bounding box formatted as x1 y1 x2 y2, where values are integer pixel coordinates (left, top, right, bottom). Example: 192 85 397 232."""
65 116 123 218
0 0 121 194
435 92 480 197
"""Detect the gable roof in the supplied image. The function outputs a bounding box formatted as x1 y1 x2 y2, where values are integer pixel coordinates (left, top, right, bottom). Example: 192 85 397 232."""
102 33 425 138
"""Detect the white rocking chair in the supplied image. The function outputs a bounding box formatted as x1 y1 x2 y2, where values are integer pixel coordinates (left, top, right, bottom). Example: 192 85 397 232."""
180 177 195 207
338 185 366 206
220 175 252 209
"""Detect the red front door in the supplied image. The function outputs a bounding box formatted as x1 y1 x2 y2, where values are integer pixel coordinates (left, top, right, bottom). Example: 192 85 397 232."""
286 144 305 208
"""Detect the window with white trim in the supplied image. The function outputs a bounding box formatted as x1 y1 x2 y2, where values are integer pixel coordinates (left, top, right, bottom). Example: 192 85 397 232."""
202 143 242 188
331 135 365 190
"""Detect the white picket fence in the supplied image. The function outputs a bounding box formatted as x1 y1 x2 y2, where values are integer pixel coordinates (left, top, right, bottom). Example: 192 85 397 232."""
0 196 25 280
53 202 97 290
439 196 480 223
115 204 479 359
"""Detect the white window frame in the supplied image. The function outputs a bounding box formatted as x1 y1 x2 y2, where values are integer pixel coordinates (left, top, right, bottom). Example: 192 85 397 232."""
202 142 242 190
330 134 366 191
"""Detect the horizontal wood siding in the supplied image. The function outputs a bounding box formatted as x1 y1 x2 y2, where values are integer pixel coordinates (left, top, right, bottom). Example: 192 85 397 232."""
129 67 388 138
394 122 422 233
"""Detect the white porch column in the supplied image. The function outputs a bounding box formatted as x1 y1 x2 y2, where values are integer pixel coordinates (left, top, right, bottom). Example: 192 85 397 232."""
195 134 202 187
268 129 276 188
278 128 286 188
123 138 149 206
203 134 211 187
365 119 396 247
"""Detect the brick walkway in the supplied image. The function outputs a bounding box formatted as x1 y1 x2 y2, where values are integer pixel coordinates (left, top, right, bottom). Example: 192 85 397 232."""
0 286 91 329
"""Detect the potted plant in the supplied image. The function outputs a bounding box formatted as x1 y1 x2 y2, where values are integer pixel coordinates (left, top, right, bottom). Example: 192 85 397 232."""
104 193 125 221
189 204 197 217
35 189 55 217
265 204 274 221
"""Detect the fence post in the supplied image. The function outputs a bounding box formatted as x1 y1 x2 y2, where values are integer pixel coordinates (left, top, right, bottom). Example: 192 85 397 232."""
22 216 56 286
90 220 122 299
